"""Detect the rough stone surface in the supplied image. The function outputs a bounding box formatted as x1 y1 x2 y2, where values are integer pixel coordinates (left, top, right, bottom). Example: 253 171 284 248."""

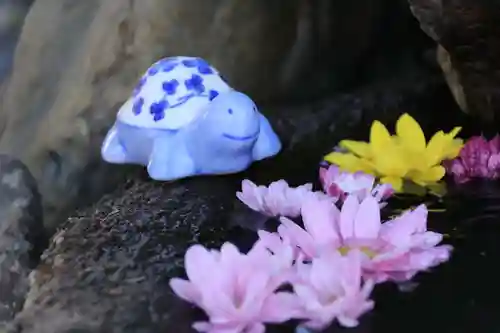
9 175 239 333
408 0 500 123
0 0 388 233
7 61 462 333
0 0 33 85
0 154 45 327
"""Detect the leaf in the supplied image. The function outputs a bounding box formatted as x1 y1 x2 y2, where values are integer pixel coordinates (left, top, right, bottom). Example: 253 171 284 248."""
402 180 428 196
427 182 448 197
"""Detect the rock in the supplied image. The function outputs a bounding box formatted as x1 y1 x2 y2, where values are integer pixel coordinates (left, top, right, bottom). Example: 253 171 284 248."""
436 45 468 113
0 154 45 327
0 0 33 84
407 0 500 123
10 175 240 333
0 0 388 233
9 60 462 333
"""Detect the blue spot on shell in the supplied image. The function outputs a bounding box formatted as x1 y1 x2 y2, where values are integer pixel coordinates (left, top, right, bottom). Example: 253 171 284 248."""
162 79 179 95
182 59 197 68
150 100 169 122
185 74 205 94
148 58 178 76
161 62 177 72
148 66 159 76
227 108 233 114
133 77 147 96
182 58 214 75
132 98 144 115
209 90 219 101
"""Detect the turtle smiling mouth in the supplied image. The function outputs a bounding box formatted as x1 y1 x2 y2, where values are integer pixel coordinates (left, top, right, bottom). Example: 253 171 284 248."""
222 131 258 141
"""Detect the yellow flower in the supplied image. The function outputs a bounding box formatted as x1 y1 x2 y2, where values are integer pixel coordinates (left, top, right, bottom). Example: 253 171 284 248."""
324 113 464 193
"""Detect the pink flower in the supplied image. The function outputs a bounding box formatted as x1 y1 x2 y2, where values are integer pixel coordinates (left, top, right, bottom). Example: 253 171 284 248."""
236 179 330 218
277 194 452 283
445 135 500 183
293 250 375 329
169 242 302 333
319 165 393 203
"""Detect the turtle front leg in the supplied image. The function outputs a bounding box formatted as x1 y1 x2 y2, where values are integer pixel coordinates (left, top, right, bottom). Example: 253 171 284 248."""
147 134 196 181
101 125 131 163
252 114 282 161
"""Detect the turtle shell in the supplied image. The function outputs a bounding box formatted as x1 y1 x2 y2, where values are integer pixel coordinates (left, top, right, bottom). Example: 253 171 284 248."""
117 56 232 130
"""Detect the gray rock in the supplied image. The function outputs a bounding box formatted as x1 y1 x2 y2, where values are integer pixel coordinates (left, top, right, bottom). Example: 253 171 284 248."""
0 0 33 84
0 154 45 326
407 0 500 123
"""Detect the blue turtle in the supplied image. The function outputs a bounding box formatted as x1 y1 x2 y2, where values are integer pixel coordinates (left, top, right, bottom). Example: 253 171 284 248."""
101 56 282 181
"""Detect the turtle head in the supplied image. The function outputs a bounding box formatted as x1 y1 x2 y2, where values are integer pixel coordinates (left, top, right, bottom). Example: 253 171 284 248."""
198 90 260 146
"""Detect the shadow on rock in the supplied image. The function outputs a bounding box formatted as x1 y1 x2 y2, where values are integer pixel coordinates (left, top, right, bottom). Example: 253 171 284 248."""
0 154 46 326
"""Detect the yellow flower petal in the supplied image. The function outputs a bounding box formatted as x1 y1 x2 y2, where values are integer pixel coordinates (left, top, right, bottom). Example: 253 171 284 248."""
380 176 403 192
370 120 392 155
443 138 464 159
339 140 371 158
395 113 426 152
411 166 446 184
371 146 408 177
323 152 374 174
447 126 462 138
425 131 446 166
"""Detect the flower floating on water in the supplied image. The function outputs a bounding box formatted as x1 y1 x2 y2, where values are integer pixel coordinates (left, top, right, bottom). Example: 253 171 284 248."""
319 164 393 204
169 242 301 333
172 164 454 331
236 179 329 218
276 194 452 283
324 113 463 192
444 135 500 184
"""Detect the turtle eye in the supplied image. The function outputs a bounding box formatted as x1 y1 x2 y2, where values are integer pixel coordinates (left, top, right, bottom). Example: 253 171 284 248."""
227 108 233 114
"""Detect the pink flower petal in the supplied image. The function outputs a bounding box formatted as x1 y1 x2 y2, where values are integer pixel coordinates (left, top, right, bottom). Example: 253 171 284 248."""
219 242 242 267
301 195 340 245
309 253 343 296
236 180 264 212
185 245 218 286
293 284 323 312
239 270 270 314
265 180 289 215
246 323 266 333
261 292 303 323
352 196 381 240
279 217 318 258
192 321 211 332
338 195 360 239
169 278 200 304
490 135 500 153
380 205 428 247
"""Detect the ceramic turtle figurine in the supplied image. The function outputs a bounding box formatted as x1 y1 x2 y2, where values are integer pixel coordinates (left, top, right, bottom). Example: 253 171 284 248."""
101 56 282 181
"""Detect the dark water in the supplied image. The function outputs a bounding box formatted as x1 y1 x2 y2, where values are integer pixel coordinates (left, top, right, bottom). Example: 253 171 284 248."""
357 183 500 333
221 179 500 333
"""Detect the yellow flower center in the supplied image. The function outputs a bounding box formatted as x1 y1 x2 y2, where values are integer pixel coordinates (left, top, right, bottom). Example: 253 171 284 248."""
338 245 377 258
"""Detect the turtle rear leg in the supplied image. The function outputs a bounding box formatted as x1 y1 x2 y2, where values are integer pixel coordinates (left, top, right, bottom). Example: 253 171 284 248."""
101 125 132 163
147 135 196 181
